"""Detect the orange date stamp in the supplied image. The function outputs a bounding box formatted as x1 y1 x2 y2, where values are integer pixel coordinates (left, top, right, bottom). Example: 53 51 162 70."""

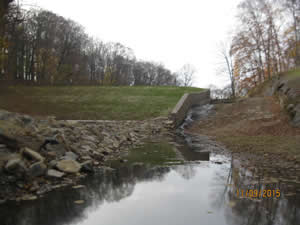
236 189 280 198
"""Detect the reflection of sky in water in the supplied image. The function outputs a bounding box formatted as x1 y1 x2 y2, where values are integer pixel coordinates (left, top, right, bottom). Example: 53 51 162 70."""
78 163 231 225
1 158 300 225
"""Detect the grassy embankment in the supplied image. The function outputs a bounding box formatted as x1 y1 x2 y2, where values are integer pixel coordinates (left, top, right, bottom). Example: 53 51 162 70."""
0 86 203 120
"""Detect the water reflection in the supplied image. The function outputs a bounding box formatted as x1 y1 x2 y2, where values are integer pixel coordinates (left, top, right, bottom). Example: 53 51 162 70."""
0 162 229 225
1 157 300 225
224 158 300 225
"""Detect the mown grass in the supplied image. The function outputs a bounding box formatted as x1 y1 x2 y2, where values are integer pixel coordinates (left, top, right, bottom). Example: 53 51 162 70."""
0 86 203 120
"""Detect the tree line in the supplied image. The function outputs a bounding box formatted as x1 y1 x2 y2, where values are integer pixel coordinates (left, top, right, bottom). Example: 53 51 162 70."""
220 0 300 96
0 1 195 86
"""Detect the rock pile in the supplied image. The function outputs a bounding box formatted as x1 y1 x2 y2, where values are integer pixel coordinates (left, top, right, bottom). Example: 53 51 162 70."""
261 75 300 127
0 109 174 202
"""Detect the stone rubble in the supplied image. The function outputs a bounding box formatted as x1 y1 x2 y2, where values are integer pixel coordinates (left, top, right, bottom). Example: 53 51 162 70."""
0 109 175 202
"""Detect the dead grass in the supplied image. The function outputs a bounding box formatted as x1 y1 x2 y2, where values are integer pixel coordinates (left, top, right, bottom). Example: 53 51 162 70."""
187 97 300 160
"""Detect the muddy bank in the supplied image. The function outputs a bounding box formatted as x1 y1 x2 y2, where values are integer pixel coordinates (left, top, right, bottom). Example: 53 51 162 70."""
187 98 300 186
0 109 175 203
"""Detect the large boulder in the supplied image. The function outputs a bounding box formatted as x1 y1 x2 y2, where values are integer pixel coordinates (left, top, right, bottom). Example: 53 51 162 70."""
292 104 300 127
56 160 81 173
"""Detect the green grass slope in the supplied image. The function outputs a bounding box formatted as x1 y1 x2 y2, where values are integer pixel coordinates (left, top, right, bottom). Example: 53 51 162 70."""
0 86 203 120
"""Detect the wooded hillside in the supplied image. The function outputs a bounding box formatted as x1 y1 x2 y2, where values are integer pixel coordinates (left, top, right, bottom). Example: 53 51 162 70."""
221 0 300 96
0 1 186 86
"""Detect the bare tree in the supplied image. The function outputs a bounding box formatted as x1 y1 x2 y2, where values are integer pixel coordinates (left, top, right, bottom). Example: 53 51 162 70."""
217 41 236 98
177 64 196 87
0 6 179 86
283 0 300 66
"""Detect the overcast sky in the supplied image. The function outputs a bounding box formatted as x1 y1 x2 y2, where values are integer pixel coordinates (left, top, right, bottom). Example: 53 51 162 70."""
22 0 241 88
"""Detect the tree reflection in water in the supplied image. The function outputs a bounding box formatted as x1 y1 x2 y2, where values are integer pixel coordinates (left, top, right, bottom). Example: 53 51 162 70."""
213 156 300 225
1 156 300 225
0 165 171 225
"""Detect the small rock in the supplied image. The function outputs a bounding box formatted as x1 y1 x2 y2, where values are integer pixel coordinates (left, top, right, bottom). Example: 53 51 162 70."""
56 160 81 173
27 162 47 177
43 143 66 158
29 181 40 192
81 145 92 152
46 151 57 157
21 194 37 201
16 181 24 189
80 161 94 173
287 104 295 112
51 184 64 189
74 200 84 204
19 115 33 125
47 169 65 178
63 151 78 161
102 150 110 156
81 155 92 160
93 152 105 161
120 159 128 163
113 142 119 149
36 184 52 195
5 158 27 176
164 120 174 125
72 185 85 189
22 147 44 162
0 132 19 150
49 160 58 168
83 135 97 142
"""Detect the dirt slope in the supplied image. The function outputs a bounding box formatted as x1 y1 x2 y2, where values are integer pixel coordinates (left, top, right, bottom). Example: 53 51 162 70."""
187 96 300 180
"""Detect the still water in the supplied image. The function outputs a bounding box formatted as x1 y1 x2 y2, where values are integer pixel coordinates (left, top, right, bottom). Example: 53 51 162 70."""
1 156 299 225
1 105 300 225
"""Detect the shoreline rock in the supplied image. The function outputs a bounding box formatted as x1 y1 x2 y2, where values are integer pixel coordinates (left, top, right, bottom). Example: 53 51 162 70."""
0 109 174 202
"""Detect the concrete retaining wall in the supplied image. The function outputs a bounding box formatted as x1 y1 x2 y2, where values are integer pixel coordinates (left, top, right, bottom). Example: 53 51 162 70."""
169 90 210 127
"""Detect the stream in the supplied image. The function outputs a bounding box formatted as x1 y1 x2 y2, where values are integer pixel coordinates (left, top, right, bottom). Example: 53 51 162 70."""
1 104 300 225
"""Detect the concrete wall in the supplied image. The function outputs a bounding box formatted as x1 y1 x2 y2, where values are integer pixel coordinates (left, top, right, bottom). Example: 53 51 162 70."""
169 90 210 127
